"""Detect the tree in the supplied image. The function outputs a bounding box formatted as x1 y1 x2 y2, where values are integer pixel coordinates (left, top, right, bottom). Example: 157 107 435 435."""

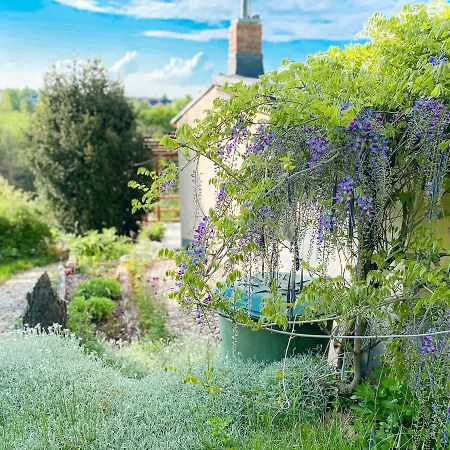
0 88 37 113
137 95 192 137
136 1 450 400
29 59 145 234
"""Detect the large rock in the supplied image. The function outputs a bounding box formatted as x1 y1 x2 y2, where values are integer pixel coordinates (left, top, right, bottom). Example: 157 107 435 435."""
23 272 67 329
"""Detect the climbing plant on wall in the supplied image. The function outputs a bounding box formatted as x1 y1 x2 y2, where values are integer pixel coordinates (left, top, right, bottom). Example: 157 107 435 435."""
134 2 450 403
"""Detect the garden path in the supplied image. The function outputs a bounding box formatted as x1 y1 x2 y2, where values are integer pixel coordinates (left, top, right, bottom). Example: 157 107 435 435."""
0 264 58 332
144 258 218 341
144 223 218 341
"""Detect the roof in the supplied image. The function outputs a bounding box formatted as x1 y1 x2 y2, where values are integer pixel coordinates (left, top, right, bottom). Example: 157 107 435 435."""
171 73 260 126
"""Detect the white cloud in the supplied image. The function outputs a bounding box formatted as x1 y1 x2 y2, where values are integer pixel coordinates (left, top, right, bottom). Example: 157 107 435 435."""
110 51 138 73
54 0 429 41
137 52 204 81
55 0 110 13
0 67 44 90
144 29 228 42
121 52 206 96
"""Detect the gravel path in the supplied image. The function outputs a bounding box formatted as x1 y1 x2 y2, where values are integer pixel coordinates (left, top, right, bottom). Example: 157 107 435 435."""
0 264 58 332
142 223 218 341
144 258 218 341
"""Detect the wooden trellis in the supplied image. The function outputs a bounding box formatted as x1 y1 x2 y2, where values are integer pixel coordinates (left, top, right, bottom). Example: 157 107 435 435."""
143 137 180 223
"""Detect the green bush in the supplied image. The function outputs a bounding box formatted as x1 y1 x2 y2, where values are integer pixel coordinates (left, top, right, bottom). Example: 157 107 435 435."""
186 356 334 427
351 370 416 448
68 295 116 322
139 222 166 242
0 177 52 260
72 277 121 299
67 227 131 271
351 358 450 449
28 59 145 234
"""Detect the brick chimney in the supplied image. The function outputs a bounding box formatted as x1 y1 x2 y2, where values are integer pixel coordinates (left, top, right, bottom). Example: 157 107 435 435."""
228 0 264 78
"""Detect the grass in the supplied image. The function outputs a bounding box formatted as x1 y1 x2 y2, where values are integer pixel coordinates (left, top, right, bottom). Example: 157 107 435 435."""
126 249 170 341
0 254 58 283
237 417 357 450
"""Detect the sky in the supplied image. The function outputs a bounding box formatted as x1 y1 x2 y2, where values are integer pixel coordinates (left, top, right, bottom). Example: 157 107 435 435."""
0 0 432 98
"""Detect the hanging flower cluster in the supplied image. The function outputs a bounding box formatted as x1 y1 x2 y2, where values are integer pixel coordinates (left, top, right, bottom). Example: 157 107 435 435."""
216 186 227 209
419 330 439 355
246 125 275 156
428 52 449 66
217 120 248 160
408 98 450 214
306 135 333 173
175 216 214 295
160 178 177 194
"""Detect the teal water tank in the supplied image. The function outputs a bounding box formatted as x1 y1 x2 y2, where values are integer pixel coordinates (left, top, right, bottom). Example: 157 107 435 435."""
217 272 332 362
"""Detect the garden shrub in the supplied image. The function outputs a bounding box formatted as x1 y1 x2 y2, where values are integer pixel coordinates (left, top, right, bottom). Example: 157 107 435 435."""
0 176 52 260
184 355 334 427
351 369 417 448
68 296 116 322
72 277 121 299
67 227 131 271
67 304 95 339
0 332 338 450
139 221 166 242
28 58 145 234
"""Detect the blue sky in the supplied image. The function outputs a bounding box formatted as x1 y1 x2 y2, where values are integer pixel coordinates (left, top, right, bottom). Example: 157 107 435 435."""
0 0 431 98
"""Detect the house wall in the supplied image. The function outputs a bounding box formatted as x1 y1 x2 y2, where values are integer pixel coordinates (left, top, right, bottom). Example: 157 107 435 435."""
177 85 228 247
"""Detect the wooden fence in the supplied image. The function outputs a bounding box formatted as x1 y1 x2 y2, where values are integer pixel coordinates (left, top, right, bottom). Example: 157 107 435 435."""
142 137 180 223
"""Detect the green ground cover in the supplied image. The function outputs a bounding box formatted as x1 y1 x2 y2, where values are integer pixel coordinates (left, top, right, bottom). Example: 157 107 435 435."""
0 254 58 284
0 331 353 450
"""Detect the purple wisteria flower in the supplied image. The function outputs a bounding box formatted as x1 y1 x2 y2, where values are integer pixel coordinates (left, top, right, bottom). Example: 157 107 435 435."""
348 109 389 157
317 212 338 244
412 97 449 137
194 306 203 324
176 216 215 292
336 175 356 203
217 120 248 159
246 125 274 155
419 329 438 355
216 187 226 208
355 194 374 221
194 216 210 246
306 135 333 173
428 52 449 66
259 205 274 219
334 176 373 221
160 178 177 194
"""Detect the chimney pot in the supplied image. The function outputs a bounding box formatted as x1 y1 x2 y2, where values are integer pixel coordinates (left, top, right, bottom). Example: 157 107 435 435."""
228 7 264 78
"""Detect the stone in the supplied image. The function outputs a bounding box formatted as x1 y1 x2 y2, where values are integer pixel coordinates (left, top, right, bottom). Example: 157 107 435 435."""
23 272 67 329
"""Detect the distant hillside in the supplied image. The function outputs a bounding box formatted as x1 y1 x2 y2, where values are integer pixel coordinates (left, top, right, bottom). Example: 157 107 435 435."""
0 89 36 191
134 95 192 137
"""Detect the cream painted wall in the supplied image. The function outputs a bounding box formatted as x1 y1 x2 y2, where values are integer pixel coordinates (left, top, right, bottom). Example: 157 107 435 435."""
177 85 229 246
